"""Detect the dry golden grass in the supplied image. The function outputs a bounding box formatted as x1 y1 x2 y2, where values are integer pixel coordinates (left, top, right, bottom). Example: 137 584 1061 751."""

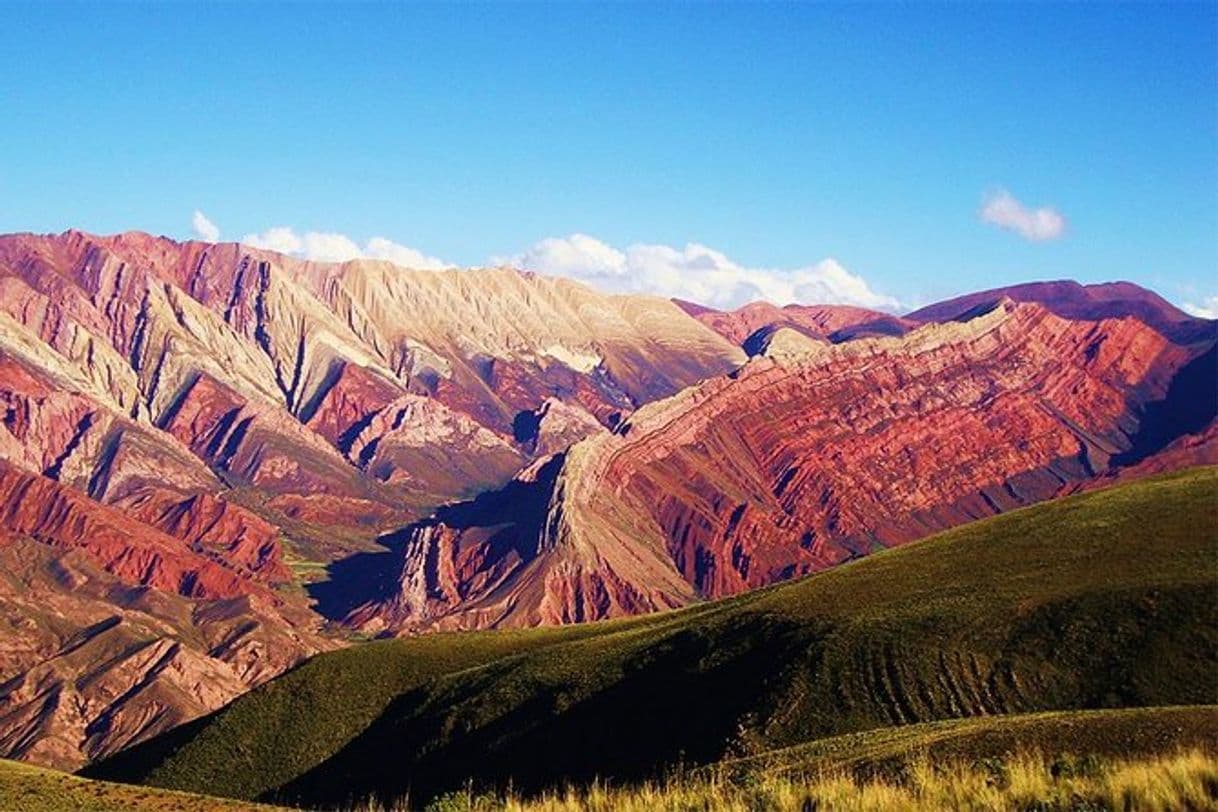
390 749 1218 812
0 758 283 812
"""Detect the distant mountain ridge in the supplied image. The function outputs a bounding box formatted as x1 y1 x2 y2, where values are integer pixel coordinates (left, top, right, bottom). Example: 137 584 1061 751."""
681 278 1217 352
906 279 1216 344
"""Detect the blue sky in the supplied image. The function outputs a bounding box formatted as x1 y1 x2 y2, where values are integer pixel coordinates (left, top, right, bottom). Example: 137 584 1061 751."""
1 2 1215 313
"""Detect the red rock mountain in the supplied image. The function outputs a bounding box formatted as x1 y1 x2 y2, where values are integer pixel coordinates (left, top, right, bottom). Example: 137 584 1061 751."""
0 229 743 767
0 229 1214 766
349 299 1218 632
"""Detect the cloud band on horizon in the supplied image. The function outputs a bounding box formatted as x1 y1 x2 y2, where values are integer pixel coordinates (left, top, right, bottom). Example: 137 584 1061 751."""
224 214 898 311
498 234 900 311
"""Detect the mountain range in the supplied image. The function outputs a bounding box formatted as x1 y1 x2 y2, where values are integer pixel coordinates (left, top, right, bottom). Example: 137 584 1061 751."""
0 229 1214 770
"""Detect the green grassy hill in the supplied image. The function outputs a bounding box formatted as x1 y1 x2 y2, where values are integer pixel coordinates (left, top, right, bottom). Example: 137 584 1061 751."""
87 467 1218 808
0 759 284 812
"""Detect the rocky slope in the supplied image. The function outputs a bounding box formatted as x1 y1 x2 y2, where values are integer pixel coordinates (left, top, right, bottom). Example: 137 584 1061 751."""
677 299 915 353
0 229 746 560
0 228 745 767
0 231 742 502
351 298 1218 632
0 534 331 771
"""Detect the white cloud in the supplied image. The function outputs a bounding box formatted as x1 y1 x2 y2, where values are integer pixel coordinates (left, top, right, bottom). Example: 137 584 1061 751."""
364 237 451 271
191 210 220 242
241 226 302 255
239 227 449 270
1182 296 1218 319
508 233 630 280
300 231 364 262
980 189 1067 242
498 233 899 311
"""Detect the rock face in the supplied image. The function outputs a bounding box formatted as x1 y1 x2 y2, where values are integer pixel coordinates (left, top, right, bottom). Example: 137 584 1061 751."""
0 462 277 599
0 229 745 543
352 299 1218 632
0 535 331 771
0 345 328 770
0 228 746 768
0 230 743 507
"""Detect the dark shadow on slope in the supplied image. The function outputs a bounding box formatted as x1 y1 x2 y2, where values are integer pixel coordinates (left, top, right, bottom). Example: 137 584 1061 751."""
78 714 215 783
828 318 910 343
269 576 1218 809
512 407 542 444
409 451 562 530
742 325 783 356
269 612 812 808
1112 344 1218 467
305 537 405 622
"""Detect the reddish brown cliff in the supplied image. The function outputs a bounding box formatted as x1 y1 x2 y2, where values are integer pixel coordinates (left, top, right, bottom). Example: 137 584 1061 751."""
0 462 267 600
353 300 1217 631
0 535 331 771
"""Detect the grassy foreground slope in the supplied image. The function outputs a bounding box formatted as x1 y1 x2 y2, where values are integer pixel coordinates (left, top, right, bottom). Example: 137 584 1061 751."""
504 747 1218 812
89 467 1218 807
0 759 285 812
